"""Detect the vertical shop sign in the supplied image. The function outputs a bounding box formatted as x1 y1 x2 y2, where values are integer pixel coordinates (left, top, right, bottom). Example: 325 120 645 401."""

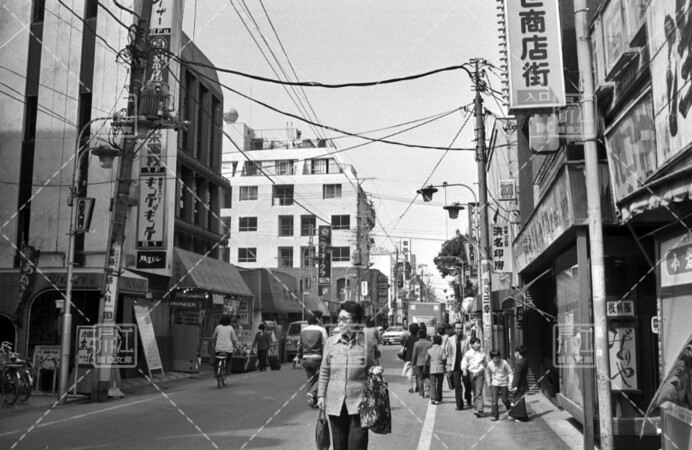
504 0 566 112
318 226 332 292
491 224 513 273
608 326 638 391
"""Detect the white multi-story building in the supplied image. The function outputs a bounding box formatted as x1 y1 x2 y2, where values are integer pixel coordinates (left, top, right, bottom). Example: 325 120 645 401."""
221 118 376 316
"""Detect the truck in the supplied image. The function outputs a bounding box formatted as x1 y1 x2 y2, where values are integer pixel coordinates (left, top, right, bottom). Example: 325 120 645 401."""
406 302 449 337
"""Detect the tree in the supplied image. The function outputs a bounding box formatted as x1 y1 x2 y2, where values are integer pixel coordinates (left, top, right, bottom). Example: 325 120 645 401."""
434 230 477 313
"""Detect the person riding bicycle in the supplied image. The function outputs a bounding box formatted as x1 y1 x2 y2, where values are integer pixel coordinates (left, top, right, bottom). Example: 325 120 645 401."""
211 316 239 375
297 315 327 408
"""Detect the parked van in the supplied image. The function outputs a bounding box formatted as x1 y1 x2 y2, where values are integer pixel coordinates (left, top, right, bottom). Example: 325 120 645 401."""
284 321 307 362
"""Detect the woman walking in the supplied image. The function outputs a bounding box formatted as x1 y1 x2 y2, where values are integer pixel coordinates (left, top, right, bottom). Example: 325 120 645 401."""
509 345 529 422
317 301 377 450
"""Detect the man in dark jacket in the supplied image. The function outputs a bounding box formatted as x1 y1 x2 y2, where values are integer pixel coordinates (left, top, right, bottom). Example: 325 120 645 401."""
297 315 327 407
252 323 271 371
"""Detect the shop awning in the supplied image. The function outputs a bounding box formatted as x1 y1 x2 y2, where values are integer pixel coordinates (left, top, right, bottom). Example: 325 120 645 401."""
302 294 329 316
239 268 303 314
620 176 692 221
172 248 253 297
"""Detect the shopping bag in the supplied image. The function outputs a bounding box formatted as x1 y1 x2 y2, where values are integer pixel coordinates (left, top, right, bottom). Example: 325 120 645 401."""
508 396 528 421
315 408 330 450
402 361 413 379
359 371 392 434
396 347 405 361
446 373 454 390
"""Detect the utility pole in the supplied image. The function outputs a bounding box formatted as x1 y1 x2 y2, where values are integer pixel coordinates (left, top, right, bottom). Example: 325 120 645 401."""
471 58 493 353
575 2 613 448
93 0 154 401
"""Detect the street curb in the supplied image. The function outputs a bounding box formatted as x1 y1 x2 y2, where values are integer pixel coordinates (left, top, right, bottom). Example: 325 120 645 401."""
527 392 598 450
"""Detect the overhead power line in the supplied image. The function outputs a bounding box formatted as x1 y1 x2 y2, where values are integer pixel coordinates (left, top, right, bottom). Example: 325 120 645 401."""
171 55 476 152
166 52 473 88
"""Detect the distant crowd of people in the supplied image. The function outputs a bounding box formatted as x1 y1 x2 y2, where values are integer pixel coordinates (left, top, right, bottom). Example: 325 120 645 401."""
401 320 529 422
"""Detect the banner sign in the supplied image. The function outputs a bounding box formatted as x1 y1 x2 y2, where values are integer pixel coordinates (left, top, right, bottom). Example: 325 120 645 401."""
491 224 513 273
604 91 657 203
504 0 566 112
137 166 166 249
74 197 95 232
133 305 163 371
318 226 332 286
608 326 638 391
647 0 692 169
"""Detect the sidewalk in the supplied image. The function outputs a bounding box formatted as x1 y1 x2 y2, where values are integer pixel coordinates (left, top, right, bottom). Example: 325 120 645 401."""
526 392 598 450
1 367 217 414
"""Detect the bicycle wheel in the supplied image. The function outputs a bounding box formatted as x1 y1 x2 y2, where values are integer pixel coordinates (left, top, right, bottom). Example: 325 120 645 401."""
2 367 20 406
18 367 34 402
217 360 225 389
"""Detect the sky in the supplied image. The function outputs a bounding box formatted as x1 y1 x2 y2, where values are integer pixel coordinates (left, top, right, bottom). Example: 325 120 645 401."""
180 0 503 296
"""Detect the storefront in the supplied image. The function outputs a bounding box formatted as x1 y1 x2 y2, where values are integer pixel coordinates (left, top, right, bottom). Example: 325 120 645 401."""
170 248 254 372
0 267 148 386
513 161 660 445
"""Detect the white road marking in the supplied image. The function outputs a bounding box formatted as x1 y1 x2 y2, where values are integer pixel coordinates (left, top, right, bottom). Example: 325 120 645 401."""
0 396 163 437
416 402 436 450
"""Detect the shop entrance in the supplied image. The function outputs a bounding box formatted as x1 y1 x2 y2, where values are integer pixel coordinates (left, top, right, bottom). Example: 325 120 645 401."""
0 313 16 347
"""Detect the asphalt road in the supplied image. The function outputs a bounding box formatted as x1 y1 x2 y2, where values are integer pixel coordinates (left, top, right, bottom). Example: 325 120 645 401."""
0 346 571 449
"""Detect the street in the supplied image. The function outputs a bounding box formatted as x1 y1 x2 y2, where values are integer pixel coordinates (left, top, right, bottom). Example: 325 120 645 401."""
1 346 571 449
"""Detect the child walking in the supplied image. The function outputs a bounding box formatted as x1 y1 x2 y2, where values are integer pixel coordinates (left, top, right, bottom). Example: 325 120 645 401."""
425 335 446 405
485 349 513 421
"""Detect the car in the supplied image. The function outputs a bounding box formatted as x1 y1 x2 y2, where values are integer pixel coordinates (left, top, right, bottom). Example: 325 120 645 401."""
284 321 307 362
381 326 407 345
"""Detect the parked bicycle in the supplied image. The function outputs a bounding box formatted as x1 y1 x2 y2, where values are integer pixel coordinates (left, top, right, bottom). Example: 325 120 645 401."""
215 351 231 389
1 341 36 406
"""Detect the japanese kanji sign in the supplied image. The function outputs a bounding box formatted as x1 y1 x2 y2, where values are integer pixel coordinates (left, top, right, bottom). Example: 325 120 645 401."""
76 324 138 368
504 0 566 112
606 300 635 317
491 224 513 273
661 234 692 288
137 126 166 250
318 226 332 286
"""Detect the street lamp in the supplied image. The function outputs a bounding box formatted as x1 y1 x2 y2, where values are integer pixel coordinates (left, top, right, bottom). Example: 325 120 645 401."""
58 116 121 404
417 181 492 350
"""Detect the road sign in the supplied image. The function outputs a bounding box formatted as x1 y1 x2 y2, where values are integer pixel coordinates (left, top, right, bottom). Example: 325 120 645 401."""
74 197 95 232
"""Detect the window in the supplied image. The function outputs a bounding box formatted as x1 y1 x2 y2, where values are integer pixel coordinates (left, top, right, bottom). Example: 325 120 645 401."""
239 186 258 201
242 161 262 176
301 215 316 236
332 247 351 262
278 247 294 268
275 159 295 175
311 159 327 174
323 184 342 199
273 185 294 206
239 217 257 232
238 248 257 263
332 215 350 230
278 216 294 236
301 246 316 267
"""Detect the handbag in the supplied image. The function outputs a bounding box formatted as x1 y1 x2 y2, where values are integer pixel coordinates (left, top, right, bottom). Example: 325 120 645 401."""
315 408 330 450
397 347 405 361
446 373 454 390
360 372 392 434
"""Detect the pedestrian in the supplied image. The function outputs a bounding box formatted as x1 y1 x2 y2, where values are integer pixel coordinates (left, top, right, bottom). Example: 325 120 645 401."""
509 345 529 422
485 349 513 421
426 335 446 405
317 301 377 450
297 315 328 407
403 323 420 393
411 328 432 398
211 315 239 374
461 324 473 407
363 317 382 363
251 323 272 371
444 321 471 410
461 337 487 417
